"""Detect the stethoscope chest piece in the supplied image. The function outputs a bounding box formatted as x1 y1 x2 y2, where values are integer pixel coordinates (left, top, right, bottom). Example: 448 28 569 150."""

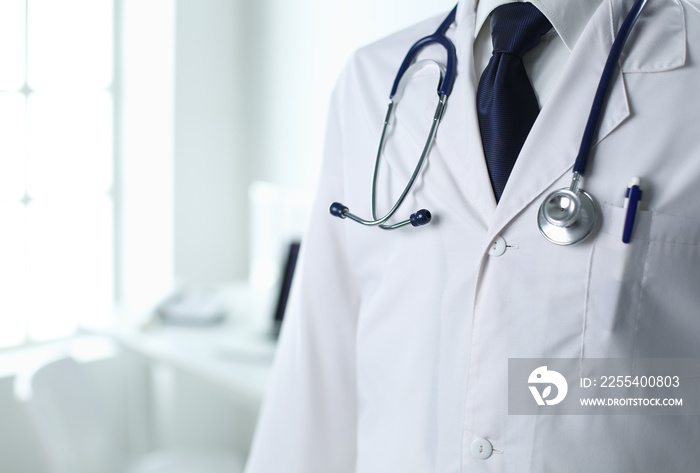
534 0 647 246
538 188 597 246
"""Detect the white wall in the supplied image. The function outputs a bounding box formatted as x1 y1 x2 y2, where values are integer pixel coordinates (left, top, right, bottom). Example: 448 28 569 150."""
173 0 251 287
119 0 176 319
172 0 457 287
259 0 458 187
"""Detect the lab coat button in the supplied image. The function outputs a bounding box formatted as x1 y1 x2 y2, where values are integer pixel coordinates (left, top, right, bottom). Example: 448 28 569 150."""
488 236 507 256
470 438 493 459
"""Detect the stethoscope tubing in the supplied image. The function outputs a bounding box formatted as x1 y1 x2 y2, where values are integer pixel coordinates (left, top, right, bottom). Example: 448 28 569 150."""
574 0 648 177
370 96 447 229
538 0 649 245
390 6 458 99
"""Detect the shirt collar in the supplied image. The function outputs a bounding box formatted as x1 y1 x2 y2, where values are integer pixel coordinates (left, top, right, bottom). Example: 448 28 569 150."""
464 0 604 52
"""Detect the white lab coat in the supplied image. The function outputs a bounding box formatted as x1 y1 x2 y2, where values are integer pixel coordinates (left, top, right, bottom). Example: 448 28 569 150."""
245 0 700 471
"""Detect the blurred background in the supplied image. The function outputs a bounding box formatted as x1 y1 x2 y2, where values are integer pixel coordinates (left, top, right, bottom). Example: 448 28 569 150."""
0 0 454 471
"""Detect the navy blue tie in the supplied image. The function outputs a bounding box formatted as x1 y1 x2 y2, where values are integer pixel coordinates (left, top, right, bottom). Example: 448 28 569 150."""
476 2 552 201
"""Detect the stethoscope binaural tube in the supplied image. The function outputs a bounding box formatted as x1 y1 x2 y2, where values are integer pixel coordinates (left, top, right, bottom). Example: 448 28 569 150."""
538 0 648 245
330 6 457 230
330 91 446 229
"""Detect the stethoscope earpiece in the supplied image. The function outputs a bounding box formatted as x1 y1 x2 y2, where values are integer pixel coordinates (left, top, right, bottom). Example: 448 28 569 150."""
410 209 432 227
330 202 348 219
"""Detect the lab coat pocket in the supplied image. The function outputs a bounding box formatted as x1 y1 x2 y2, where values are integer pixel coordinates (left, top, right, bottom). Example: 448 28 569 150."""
584 203 700 358
583 203 651 357
633 211 700 357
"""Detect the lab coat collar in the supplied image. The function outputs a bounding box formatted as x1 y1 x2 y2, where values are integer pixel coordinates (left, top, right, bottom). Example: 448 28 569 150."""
485 0 686 239
432 2 495 227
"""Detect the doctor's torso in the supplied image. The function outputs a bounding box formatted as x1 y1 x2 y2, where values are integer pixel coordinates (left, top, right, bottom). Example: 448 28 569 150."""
246 0 700 472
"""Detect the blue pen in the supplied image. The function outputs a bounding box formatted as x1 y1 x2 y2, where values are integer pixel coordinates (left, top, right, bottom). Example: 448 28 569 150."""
622 177 642 244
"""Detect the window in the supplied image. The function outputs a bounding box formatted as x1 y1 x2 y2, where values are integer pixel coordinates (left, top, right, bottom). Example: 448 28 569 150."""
0 0 114 347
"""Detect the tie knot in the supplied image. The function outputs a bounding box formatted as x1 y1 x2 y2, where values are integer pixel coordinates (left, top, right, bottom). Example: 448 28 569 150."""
490 2 552 57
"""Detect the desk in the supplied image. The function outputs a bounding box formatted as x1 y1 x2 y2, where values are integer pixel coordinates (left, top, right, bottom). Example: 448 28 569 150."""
88 284 278 454
92 282 277 404
102 322 276 454
108 323 275 405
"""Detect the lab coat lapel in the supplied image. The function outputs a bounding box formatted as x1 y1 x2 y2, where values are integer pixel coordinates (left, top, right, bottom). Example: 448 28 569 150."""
431 4 497 227
487 0 686 238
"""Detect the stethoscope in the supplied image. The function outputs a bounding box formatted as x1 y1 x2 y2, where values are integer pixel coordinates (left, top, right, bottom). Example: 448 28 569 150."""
330 0 648 245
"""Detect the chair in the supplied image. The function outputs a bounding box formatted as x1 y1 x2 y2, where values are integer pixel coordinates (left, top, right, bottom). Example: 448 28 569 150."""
18 356 244 473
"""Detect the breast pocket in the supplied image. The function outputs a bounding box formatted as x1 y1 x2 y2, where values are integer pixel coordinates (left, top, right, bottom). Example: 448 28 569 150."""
583 203 700 358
